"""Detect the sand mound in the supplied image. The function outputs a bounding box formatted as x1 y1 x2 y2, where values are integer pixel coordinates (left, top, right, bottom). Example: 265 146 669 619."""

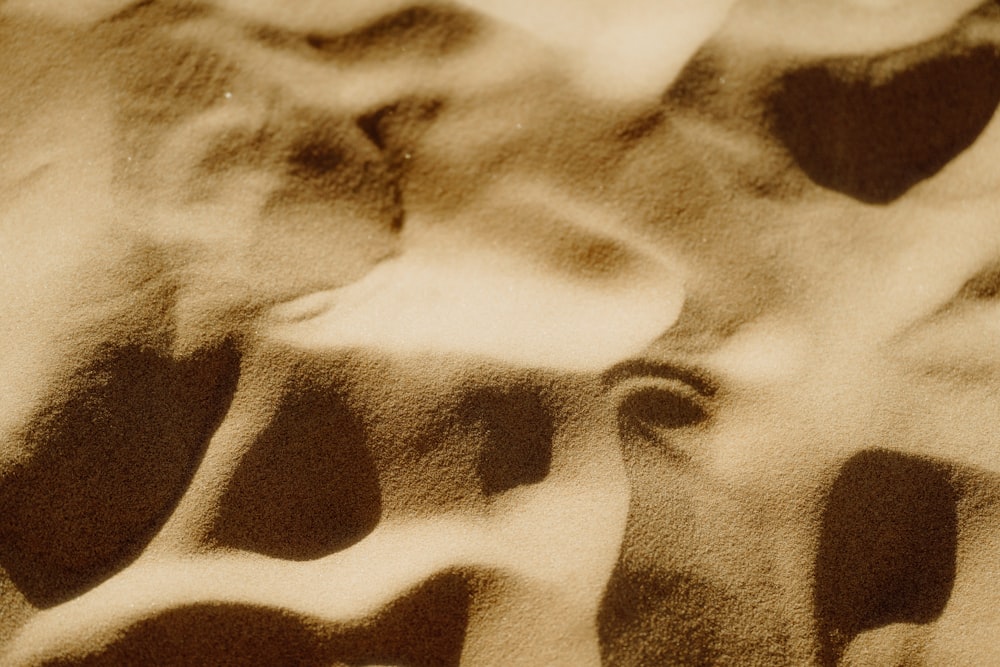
2 1 999 665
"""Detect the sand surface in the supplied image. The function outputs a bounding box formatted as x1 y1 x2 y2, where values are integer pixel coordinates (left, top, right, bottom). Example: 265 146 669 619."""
2 1 1000 665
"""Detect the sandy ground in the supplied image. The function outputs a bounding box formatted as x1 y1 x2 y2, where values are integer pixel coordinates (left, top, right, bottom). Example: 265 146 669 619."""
1 1 999 665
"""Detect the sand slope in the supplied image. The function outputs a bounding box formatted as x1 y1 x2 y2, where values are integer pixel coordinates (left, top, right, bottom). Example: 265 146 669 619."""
2 1 1000 665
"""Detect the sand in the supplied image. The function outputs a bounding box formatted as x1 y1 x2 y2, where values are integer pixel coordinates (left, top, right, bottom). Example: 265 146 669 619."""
1 1 999 665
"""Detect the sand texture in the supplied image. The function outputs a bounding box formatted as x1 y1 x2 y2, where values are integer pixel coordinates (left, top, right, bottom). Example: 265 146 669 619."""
2 1 1000 665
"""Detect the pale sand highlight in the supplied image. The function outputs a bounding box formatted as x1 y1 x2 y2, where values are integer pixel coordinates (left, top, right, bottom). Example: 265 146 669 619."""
2 1 1000 665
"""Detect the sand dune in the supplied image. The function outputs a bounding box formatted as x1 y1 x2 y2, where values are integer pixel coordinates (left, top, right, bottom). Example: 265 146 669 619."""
2 1 999 665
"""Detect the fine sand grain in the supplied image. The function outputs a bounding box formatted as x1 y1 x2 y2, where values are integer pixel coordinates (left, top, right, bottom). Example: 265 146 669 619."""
2 1 1000 665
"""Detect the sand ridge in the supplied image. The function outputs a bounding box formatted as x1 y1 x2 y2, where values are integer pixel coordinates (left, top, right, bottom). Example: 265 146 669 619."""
2 1 1000 665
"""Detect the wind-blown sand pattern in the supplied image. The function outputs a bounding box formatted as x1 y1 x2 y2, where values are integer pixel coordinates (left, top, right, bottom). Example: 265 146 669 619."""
2 1 1000 665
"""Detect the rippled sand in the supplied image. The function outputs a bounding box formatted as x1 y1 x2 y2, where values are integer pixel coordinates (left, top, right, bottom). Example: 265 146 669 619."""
2 1 999 665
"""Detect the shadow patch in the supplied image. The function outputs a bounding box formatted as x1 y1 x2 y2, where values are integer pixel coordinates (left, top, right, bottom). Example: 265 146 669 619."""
814 449 958 665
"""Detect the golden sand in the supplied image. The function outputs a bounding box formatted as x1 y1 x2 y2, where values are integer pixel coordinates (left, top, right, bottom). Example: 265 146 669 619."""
2 1 999 664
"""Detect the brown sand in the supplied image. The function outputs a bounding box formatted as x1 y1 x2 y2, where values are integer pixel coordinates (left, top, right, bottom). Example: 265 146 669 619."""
2 1 999 665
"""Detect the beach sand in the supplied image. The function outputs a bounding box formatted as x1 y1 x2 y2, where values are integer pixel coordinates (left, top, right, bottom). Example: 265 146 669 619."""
1 1 999 664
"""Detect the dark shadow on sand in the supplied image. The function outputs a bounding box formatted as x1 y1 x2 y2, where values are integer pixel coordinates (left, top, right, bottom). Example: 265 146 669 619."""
207 378 381 561
0 341 241 607
768 38 1000 204
814 449 958 665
